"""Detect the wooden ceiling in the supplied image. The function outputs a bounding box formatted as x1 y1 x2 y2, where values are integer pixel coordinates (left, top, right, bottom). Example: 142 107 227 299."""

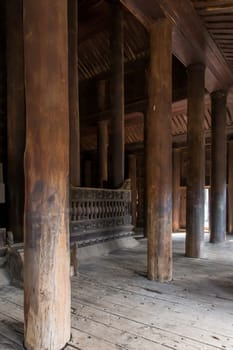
78 2 148 81
192 0 233 71
78 0 233 152
81 97 233 151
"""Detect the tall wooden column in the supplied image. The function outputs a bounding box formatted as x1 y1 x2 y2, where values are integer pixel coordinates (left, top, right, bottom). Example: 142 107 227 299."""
6 0 25 242
109 1 124 189
23 1 70 349
185 64 205 258
146 19 172 282
128 154 137 227
69 0 80 187
210 91 227 243
172 148 181 232
228 140 233 234
98 120 108 187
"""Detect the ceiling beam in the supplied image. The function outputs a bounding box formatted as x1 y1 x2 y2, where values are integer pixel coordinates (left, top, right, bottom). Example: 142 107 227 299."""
120 0 233 92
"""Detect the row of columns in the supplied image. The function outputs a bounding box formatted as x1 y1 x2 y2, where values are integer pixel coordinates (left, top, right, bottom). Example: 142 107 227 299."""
147 22 229 281
5 2 126 349
5 0 230 348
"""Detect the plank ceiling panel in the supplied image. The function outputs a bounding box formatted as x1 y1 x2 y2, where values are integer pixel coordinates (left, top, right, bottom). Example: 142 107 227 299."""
78 11 149 81
192 0 233 70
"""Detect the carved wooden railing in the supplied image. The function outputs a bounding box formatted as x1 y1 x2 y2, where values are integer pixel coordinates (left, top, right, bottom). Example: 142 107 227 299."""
70 187 133 247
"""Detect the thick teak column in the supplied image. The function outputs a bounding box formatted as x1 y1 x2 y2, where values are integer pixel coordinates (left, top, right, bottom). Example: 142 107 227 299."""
172 148 181 232
146 19 172 282
210 91 227 243
23 1 70 349
109 1 125 188
228 140 233 234
69 0 80 187
6 0 25 242
98 120 108 187
128 154 137 227
185 64 205 258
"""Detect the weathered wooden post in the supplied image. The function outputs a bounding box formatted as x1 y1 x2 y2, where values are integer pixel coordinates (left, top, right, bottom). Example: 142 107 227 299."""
69 0 80 187
172 148 181 232
109 1 125 189
98 120 108 188
210 90 227 243
185 64 205 258
23 1 71 349
146 19 173 282
128 154 137 227
6 0 25 242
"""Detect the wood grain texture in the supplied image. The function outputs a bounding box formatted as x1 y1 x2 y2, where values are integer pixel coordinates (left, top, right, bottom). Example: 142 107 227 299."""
23 0 71 349
1 234 233 350
145 19 172 282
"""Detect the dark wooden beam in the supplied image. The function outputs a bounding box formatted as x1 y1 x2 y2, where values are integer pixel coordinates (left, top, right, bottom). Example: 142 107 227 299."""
120 0 233 92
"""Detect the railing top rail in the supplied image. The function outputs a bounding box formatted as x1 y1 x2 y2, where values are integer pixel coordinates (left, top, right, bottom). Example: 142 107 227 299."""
71 186 131 193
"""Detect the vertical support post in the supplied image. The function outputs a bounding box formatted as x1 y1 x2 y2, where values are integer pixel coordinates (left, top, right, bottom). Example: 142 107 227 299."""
210 91 227 243
128 154 137 227
146 19 172 282
109 1 124 188
172 148 181 232
23 1 70 349
98 120 108 187
228 140 233 234
185 64 205 258
6 0 25 242
69 0 80 187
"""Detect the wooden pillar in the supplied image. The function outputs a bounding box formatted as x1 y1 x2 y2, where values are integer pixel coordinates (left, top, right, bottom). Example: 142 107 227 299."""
146 19 172 282
128 154 137 227
98 120 108 187
210 91 227 243
23 1 70 349
84 159 92 187
172 148 181 232
109 1 124 189
228 140 233 234
69 0 80 187
185 64 205 258
6 0 25 242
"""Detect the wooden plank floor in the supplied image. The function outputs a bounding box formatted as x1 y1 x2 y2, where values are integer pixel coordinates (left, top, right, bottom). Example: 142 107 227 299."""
0 233 233 349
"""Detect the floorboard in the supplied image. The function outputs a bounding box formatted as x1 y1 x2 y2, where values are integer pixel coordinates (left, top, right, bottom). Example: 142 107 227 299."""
0 233 232 349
